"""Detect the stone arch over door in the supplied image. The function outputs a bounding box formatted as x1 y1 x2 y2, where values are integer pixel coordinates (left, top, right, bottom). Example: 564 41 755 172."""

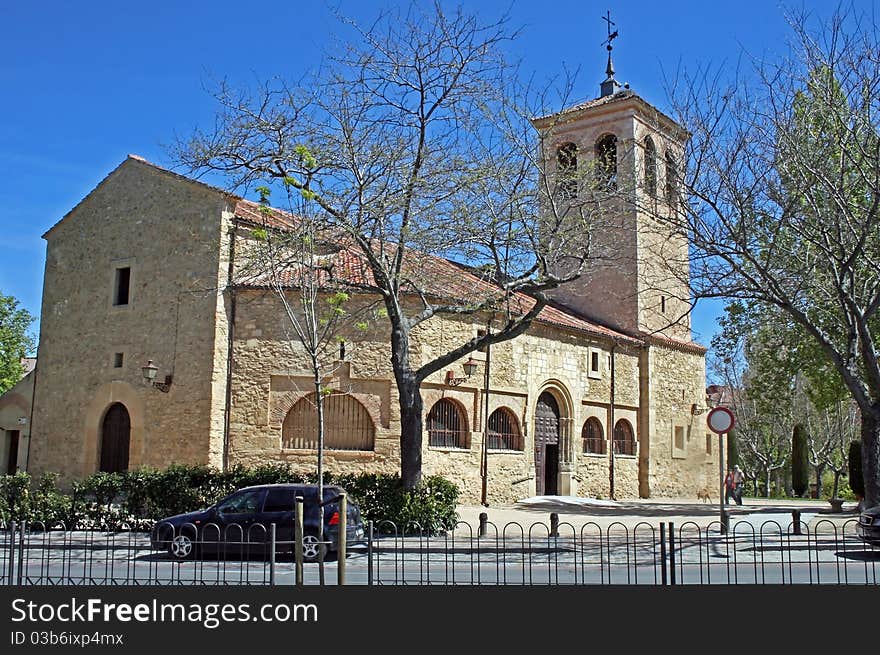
533 383 573 496
99 403 130 472
84 382 145 476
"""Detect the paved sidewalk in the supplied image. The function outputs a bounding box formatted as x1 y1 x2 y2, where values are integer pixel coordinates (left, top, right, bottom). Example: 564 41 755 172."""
454 496 860 533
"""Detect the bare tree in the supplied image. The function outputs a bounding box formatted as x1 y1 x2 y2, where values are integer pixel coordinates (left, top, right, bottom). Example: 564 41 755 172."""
173 3 605 488
806 399 858 500
645 8 880 507
236 184 378 572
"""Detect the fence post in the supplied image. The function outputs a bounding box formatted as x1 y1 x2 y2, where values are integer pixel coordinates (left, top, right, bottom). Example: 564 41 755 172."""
549 513 559 538
7 521 15 585
269 523 276 586
16 523 24 585
337 493 347 586
659 522 667 586
295 496 304 586
367 520 374 587
478 512 488 538
668 522 676 586
792 509 802 535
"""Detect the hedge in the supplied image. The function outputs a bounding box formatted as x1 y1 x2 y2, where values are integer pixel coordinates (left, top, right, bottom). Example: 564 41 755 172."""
0 464 459 534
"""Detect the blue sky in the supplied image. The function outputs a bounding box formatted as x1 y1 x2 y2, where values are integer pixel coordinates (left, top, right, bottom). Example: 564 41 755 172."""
1 0 871 352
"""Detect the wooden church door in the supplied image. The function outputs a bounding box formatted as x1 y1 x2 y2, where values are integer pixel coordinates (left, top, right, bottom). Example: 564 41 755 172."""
534 392 560 496
100 403 131 473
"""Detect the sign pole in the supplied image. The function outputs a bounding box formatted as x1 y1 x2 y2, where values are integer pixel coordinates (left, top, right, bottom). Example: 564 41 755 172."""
706 405 735 535
719 432 725 532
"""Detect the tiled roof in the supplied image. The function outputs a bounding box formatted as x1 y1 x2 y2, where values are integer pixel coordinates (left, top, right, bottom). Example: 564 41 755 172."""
235 230 640 344
54 155 651 347
532 90 636 122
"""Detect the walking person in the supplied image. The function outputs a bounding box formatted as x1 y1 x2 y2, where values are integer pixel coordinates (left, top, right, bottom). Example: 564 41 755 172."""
724 469 735 505
732 465 745 505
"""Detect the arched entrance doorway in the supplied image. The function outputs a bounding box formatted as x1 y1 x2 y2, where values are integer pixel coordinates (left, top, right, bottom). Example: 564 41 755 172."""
534 392 560 495
99 403 130 473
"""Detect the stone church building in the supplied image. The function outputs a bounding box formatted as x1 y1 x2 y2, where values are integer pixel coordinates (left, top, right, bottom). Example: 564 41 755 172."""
14 70 717 504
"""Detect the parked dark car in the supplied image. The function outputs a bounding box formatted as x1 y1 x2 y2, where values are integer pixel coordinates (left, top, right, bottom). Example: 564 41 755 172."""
150 484 365 562
856 505 880 546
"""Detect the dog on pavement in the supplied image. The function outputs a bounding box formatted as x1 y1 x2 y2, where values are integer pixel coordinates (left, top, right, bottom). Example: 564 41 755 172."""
697 487 712 503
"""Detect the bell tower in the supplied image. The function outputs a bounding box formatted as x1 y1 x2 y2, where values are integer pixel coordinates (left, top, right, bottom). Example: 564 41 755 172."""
534 19 692 341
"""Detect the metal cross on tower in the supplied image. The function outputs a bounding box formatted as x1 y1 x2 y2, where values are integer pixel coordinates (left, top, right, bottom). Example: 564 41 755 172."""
600 10 621 97
602 10 618 46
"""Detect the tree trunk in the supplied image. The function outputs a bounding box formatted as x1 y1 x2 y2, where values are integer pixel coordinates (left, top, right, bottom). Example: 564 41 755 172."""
398 379 424 489
814 464 824 499
862 408 880 509
831 469 841 500
390 320 423 490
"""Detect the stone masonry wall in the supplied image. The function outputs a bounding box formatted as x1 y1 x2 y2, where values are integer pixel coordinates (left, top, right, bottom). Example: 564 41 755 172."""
643 343 716 498
28 159 230 484
227 290 651 504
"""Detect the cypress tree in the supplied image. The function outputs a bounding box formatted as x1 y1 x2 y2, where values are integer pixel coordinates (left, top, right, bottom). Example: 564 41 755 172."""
791 424 809 497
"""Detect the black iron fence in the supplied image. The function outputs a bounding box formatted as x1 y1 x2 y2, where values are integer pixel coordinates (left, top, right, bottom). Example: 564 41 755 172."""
1 516 877 586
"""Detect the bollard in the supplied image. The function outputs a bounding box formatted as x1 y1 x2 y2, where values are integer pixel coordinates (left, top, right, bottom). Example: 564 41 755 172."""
478 512 488 538
337 493 347 586
295 496 304 586
792 509 802 535
549 512 559 538
668 521 676 586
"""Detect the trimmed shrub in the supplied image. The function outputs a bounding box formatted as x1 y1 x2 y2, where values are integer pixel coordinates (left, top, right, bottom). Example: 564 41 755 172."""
1 465 460 533
849 440 865 499
726 428 739 468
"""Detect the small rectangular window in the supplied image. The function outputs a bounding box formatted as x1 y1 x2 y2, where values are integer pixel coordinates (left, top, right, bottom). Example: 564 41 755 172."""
587 348 602 379
113 353 124 368
114 267 131 306
661 296 667 314
674 426 685 450
706 434 713 455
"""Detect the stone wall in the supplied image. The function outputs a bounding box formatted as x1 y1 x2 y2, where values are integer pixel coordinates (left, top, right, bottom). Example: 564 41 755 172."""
28 158 231 483
641 341 716 498
226 290 659 504
0 372 34 473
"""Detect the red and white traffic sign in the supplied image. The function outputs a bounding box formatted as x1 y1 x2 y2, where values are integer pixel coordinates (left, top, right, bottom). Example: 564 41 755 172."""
706 406 735 434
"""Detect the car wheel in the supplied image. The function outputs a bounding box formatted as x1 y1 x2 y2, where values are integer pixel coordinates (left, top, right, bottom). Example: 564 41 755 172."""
169 534 195 560
301 533 328 563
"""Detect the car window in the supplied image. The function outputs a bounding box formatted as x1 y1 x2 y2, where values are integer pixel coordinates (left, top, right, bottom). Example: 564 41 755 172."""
263 488 297 512
216 489 266 514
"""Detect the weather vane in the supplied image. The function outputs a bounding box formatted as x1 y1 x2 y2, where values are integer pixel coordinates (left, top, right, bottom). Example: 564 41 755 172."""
599 10 621 96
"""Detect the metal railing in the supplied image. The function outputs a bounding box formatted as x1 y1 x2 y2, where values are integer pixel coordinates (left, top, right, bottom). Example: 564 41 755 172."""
2 513 876 586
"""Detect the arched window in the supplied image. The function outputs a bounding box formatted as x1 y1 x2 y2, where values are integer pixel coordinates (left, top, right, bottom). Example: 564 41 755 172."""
282 392 375 451
427 399 469 449
487 408 523 451
557 142 578 200
613 419 636 456
644 136 657 197
582 417 605 454
595 134 618 189
665 150 678 206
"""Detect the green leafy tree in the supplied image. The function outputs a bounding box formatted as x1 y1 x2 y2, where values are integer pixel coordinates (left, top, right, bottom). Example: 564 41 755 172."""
0 292 35 393
656 8 880 507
